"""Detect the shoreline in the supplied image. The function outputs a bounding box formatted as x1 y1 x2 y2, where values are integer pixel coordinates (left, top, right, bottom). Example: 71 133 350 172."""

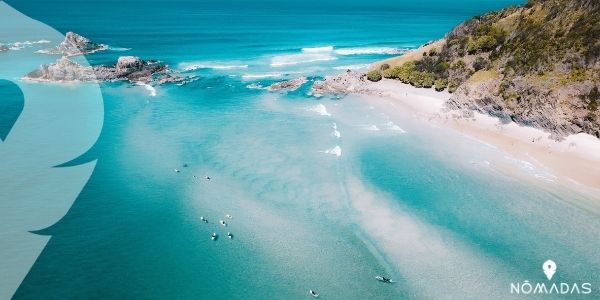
357 79 600 191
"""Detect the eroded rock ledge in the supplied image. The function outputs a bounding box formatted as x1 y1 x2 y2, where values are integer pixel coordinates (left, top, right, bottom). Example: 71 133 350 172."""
268 77 308 91
37 32 108 56
25 56 185 84
310 70 385 97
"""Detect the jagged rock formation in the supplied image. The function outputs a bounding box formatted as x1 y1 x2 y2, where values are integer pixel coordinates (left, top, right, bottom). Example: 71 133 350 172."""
311 70 385 97
24 57 96 82
25 56 185 84
93 56 170 82
268 77 307 91
37 32 107 56
372 0 600 139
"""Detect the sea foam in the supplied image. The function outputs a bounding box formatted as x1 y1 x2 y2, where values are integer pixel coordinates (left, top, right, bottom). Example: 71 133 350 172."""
108 46 132 51
180 62 249 72
333 64 371 71
271 46 337 67
324 145 342 157
270 53 337 67
332 123 341 138
307 104 331 116
8 39 50 50
301 46 335 53
385 122 406 133
136 82 157 97
269 45 404 67
246 83 267 90
241 73 284 79
334 47 407 55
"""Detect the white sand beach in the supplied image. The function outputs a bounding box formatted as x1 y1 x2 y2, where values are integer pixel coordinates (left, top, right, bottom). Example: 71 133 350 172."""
361 79 600 190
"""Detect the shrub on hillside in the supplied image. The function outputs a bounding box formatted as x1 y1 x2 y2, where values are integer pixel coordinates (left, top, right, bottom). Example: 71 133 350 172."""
367 70 382 82
434 78 448 91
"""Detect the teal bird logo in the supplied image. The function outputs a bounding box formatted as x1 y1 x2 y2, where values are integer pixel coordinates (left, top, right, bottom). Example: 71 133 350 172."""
0 2 103 298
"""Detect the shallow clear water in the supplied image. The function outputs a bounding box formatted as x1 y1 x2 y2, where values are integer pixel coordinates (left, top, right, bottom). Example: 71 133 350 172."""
3 0 600 299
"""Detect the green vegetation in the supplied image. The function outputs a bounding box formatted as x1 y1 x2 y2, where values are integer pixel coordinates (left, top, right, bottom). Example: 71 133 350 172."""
373 0 600 137
586 87 599 112
366 70 382 82
381 0 600 97
434 78 448 91
473 57 489 71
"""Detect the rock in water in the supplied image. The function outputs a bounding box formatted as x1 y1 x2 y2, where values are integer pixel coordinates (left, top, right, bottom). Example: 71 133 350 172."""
268 77 308 91
115 56 146 74
0 44 8 52
38 31 107 56
25 56 186 84
94 56 169 82
25 57 96 82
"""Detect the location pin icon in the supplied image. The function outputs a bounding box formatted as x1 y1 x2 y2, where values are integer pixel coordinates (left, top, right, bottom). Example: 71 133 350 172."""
543 260 557 280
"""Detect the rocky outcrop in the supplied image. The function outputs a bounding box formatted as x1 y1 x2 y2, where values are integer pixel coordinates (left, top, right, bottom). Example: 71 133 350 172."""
268 77 307 91
24 57 96 82
448 75 600 139
93 56 170 82
25 56 185 84
38 32 107 56
370 0 600 139
311 70 385 97
0 44 8 52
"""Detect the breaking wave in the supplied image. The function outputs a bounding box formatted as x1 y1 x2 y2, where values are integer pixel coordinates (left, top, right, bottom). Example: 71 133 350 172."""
301 46 335 53
109 46 132 51
241 73 284 79
269 45 405 67
323 145 342 157
270 52 337 67
136 82 157 97
8 39 50 50
385 122 406 133
332 123 341 138
246 83 267 90
333 64 371 70
180 61 249 72
307 104 332 117
334 47 407 56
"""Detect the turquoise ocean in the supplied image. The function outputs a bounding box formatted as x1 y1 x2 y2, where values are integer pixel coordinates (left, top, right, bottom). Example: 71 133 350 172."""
3 0 600 298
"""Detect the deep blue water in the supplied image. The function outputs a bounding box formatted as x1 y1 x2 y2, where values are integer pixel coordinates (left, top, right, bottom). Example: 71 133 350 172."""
3 0 600 299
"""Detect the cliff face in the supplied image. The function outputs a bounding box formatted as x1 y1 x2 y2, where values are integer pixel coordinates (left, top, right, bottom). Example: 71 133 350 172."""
375 0 600 139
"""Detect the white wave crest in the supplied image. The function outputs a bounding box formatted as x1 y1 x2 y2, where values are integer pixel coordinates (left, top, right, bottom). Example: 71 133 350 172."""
246 83 267 90
301 46 334 53
270 52 337 67
8 39 50 50
333 64 371 71
323 145 342 157
365 125 380 131
109 46 131 51
136 82 156 97
180 62 249 72
385 122 406 133
241 73 284 79
334 47 406 56
332 123 341 138
307 104 331 117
